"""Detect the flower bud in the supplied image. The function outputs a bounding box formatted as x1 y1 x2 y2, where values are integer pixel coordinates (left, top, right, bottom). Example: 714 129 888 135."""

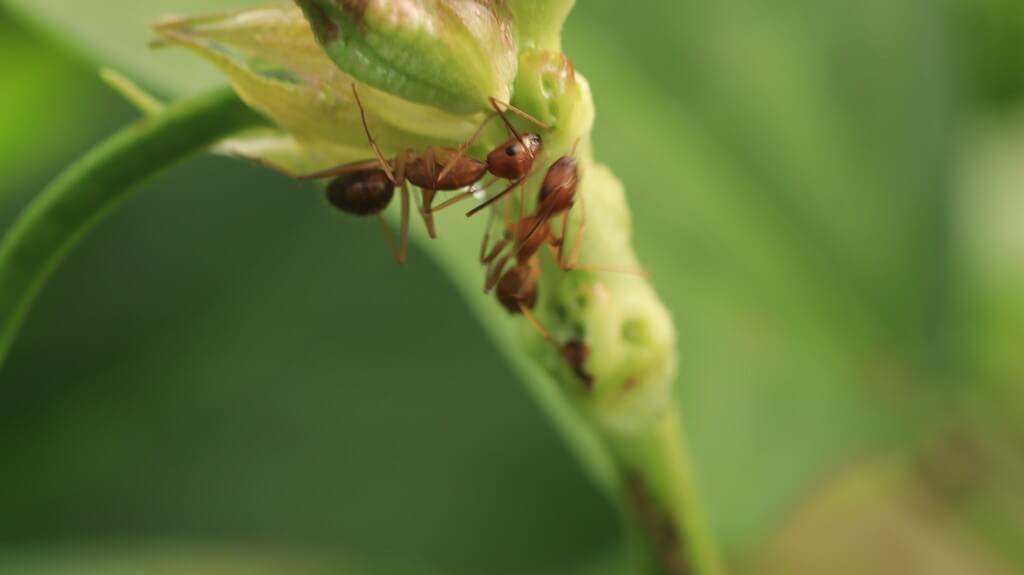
295 0 519 114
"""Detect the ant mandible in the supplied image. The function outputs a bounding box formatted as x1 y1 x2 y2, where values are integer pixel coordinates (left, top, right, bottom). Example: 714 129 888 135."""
298 84 549 265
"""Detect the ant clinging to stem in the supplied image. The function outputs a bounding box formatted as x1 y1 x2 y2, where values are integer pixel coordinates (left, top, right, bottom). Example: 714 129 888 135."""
472 146 587 375
477 139 645 387
298 84 550 265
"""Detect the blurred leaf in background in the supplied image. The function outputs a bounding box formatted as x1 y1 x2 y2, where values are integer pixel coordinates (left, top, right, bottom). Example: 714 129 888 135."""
1 0 1022 574
0 15 109 206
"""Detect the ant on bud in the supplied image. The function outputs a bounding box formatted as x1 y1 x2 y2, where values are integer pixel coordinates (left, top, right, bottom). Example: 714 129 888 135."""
298 84 548 265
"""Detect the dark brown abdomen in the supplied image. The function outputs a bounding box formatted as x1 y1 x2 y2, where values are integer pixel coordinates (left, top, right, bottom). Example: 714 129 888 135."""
326 170 395 215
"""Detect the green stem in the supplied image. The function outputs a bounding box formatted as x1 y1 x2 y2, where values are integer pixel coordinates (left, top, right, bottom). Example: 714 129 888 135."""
607 411 725 575
0 87 265 366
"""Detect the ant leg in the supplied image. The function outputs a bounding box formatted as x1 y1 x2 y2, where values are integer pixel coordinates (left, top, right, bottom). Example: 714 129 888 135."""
512 260 563 352
504 182 514 225
517 303 559 347
566 187 588 268
397 163 410 265
420 148 439 238
431 190 472 213
483 237 511 265
514 201 557 259
489 97 550 130
556 190 640 275
432 175 497 213
436 113 496 185
478 206 497 262
351 83 396 184
296 159 383 181
479 208 513 266
422 188 438 238
484 254 512 294
553 194 584 270
519 304 571 357
465 176 530 218
547 196 647 277
376 214 402 265
479 190 518 263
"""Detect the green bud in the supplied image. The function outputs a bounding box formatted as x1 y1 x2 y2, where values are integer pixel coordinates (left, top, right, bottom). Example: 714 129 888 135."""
294 0 518 114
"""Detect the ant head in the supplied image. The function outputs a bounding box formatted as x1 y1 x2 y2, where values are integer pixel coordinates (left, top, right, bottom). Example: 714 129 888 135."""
326 169 395 216
537 155 578 213
486 133 544 180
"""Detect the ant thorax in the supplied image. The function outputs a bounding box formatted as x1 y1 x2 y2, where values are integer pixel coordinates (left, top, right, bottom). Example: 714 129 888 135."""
405 149 487 191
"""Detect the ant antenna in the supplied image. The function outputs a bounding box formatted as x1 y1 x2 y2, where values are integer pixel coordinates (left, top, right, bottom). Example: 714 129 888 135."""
489 97 549 162
351 84 397 184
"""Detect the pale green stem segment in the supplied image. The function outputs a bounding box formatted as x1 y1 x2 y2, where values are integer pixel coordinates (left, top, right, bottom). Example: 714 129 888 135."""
0 87 265 365
606 413 726 575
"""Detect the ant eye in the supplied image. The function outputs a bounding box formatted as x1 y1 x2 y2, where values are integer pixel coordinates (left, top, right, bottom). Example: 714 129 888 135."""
505 145 517 157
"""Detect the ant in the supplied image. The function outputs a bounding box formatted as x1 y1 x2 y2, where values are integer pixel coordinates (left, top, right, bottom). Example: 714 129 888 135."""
480 151 640 388
481 155 584 320
473 156 582 377
298 84 548 265
485 225 593 389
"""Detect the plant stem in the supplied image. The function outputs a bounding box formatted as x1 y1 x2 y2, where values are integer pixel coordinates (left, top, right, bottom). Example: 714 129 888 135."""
606 410 725 575
0 87 265 367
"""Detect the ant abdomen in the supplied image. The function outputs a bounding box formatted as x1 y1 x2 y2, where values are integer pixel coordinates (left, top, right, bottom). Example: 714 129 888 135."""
326 170 395 215
496 261 539 313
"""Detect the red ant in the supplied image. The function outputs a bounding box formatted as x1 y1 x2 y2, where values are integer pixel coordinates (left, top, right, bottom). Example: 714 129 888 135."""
298 85 548 264
483 222 593 388
473 155 582 378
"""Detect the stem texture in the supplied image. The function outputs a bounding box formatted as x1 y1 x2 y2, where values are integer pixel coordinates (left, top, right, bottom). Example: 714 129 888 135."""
0 87 265 365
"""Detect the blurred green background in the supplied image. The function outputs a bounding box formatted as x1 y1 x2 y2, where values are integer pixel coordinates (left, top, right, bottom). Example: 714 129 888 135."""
1 1 1022 574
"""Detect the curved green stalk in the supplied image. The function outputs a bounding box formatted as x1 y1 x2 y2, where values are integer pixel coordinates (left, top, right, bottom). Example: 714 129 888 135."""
0 87 265 365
